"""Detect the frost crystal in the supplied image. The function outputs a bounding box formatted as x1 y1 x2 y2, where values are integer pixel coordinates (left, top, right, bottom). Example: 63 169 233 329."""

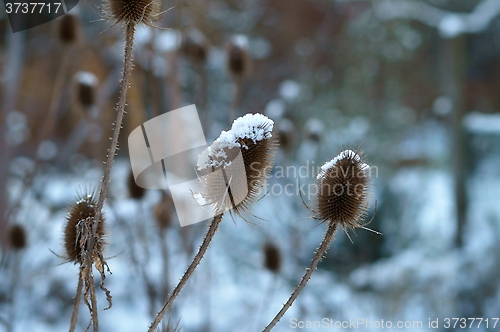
316 150 369 180
197 113 274 170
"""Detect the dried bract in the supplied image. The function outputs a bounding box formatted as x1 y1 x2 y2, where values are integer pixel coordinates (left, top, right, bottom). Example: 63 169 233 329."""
64 192 106 264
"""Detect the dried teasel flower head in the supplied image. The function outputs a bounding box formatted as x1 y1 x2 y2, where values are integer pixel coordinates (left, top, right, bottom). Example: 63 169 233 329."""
128 169 145 199
154 191 175 231
64 192 106 264
226 34 252 78
263 242 281 273
57 13 81 45
314 149 371 233
277 118 296 153
8 224 27 250
196 113 277 218
74 71 98 110
104 0 162 27
181 29 209 64
304 118 324 143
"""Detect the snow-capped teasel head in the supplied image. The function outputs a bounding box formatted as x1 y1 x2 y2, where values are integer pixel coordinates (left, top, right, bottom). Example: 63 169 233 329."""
196 113 277 219
227 34 252 78
181 28 209 63
231 34 249 49
197 113 274 170
74 71 99 109
311 148 373 236
317 149 369 180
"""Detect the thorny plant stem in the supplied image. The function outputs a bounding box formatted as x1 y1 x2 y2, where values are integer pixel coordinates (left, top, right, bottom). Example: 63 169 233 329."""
69 270 83 332
92 23 135 242
148 214 224 332
88 268 99 332
79 23 135 331
159 229 171 310
263 222 338 332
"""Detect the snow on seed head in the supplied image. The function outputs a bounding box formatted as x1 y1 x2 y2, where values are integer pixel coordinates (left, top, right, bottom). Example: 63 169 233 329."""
315 149 371 232
196 113 277 218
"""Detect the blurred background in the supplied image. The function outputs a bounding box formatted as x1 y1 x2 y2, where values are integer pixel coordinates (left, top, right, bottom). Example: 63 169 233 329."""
1 0 500 331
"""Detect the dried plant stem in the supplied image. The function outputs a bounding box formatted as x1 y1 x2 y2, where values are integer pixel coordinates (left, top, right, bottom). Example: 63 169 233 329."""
88 268 99 332
75 23 135 332
230 76 242 124
263 222 338 332
93 23 135 238
254 273 278 332
148 214 223 332
159 230 171 307
69 271 83 332
198 64 208 129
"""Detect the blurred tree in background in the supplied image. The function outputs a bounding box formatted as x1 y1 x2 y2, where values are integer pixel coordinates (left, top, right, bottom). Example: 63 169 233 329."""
1 0 500 331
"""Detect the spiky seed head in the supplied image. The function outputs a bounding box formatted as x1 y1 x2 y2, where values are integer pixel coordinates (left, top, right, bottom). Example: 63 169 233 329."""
263 242 281 273
181 29 209 64
74 71 98 109
226 35 252 78
196 113 277 218
315 149 370 231
128 169 145 199
304 118 324 142
154 191 175 230
8 224 27 250
64 193 105 264
277 118 296 153
57 13 80 45
105 0 162 27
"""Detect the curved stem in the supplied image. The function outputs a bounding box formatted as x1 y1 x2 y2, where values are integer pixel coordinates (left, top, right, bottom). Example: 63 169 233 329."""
69 270 83 332
88 270 98 332
92 23 135 238
263 222 337 332
148 214 223 332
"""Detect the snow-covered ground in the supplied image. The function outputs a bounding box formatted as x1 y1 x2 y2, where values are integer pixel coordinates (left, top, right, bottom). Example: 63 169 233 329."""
1 131 499 332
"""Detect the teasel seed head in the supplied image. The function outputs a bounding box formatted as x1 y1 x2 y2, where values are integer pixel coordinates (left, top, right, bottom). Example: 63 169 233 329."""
181 29 209 64
8 224 27 250
128 169 145 199
196 113 277 218
154 191 175 231
315 149 370 232
74 71 98 110
104 0 162 27
263 242 281 274
304 118 324 143
64 192 106 264
57 13 80 45
226 35 252 78
277 118 296 153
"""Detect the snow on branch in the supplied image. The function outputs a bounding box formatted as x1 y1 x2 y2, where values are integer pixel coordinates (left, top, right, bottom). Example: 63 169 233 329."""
373 0 500 38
